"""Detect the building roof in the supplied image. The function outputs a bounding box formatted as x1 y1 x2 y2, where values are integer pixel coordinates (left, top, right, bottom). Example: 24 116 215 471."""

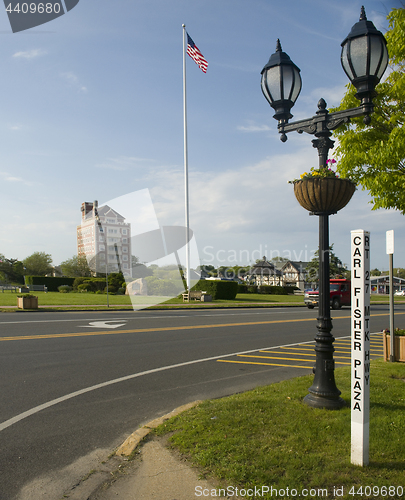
249 257 282 276
84 205 126 221
281 261 310 272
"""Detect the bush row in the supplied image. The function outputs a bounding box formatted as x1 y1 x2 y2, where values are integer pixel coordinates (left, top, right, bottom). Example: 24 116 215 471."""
237 284 298 295
25 276 75 292
192 280 238 300
144 276 184 296
73 274 126 294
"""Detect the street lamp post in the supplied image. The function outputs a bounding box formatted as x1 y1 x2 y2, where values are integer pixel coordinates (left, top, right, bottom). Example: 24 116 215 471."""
261 7 388 409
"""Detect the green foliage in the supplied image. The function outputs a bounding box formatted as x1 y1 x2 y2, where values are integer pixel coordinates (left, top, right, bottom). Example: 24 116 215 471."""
156 360 405 496
0 254 24 283
23 251 53 276
331 7 405 213
24 276 75 291
82 278 106 292
58 285 72 293
144 276 184 296
193 280 238 300
132 264 154 279
59 255 91 277
258 285 288 295
107 272 125 293
72 276 87 290
305 245 347 282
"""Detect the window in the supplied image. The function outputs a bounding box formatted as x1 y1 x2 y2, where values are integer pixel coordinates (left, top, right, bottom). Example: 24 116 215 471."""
123 246 128 253
122 229 127 235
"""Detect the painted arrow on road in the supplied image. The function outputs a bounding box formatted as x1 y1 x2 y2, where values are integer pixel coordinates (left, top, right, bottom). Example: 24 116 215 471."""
81 321 127 329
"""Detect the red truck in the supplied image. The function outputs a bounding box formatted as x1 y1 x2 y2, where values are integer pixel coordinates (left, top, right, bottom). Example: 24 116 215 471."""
304 278 351 309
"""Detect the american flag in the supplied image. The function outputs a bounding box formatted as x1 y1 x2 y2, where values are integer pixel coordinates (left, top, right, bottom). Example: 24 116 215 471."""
187 33 208 73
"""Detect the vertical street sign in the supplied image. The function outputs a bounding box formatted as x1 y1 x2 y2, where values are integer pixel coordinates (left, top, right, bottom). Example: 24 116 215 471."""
386 230 395 362
351 230 370 466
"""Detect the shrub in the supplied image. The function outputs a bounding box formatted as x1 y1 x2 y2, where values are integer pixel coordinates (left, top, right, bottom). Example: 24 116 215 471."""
77 284 89 292
82 278 106 292
247 285 258 294
25 276 75 292
73 276 88 290
58 285 72 293
237 284 248 294
145 276 183 296
258 285 287 295
193 280 238 300
108 273 125 294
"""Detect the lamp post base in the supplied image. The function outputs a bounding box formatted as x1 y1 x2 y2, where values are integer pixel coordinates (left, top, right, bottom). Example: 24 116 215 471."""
303 392 346 410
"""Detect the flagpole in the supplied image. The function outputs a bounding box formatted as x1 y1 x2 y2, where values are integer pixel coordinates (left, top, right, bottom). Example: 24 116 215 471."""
182 23 191 291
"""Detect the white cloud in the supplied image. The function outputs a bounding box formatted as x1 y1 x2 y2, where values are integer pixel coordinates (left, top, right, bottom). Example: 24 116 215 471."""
143 148 405 269
0 171 25 183
13 49 46 59
95 156 155 171
237 123 272 133
60 72 88 93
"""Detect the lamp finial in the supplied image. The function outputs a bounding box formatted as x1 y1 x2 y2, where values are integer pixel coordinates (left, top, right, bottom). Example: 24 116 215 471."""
360 6 367 21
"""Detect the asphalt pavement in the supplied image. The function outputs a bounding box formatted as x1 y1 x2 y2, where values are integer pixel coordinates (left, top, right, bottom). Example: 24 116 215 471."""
0 305 399 499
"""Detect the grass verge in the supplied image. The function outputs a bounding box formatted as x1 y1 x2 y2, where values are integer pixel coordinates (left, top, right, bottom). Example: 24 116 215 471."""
0 290 403 310
155 359 405 499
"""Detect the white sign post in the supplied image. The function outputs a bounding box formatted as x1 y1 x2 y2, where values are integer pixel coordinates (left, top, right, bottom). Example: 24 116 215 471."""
351 230 370 466
386 230 395 362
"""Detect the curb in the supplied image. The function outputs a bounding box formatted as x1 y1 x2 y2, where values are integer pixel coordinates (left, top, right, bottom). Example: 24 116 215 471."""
115 400 202 457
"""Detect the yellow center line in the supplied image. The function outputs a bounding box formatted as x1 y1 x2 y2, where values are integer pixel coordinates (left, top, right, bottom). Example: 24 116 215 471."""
0 311 401 342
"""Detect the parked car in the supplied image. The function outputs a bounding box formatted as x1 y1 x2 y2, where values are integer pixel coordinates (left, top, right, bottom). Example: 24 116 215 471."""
394 290 405 296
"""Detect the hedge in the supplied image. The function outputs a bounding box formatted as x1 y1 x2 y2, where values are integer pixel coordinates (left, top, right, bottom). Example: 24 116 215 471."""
237 284 298 295
144 276 184 296
25 276 75 292
192 280 238 300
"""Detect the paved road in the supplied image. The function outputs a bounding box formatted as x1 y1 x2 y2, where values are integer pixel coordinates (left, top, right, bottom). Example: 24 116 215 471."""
0 305 401 499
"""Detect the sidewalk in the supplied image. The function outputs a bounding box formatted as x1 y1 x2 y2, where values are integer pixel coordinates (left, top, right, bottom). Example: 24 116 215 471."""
62 402 243 500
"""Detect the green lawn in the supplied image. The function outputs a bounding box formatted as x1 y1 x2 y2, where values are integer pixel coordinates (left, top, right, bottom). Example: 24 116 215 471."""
155 359 405 499
0 289 403 310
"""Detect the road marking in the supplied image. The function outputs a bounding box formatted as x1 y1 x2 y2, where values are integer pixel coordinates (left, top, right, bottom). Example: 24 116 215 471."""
218 359 312 369
0 318 319 342
0 312 401 342
219 333 383 369
81 321 127 329
0 338 317 433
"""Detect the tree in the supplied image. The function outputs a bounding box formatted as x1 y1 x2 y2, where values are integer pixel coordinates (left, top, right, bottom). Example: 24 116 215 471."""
23 251 53 276
371 268 382 276
306 245 347 282
332 7 405 212
60 255 92 277
394 267 405 279
0 254 24 283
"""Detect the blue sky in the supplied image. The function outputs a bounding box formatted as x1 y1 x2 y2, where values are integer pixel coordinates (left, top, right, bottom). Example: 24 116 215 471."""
0 0 402 272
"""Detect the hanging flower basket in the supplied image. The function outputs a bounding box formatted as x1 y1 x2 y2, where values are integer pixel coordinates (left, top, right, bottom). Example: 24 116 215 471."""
293 177 356 214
